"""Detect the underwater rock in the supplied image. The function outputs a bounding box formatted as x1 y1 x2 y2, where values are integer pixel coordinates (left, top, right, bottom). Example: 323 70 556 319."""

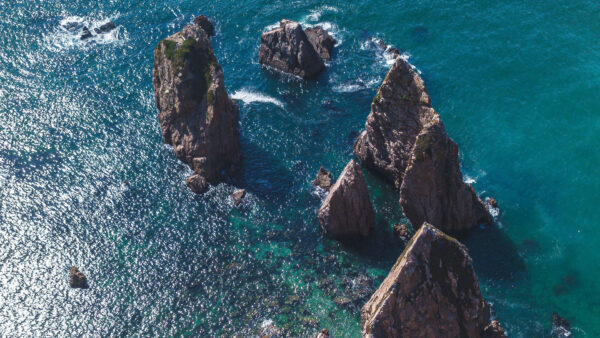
317 160 375 238
354 57 491 233
315 328 329 338
153 17 241 193
361 223 499 337
94 22 116 34
193 15 215 37
259 319 282 337
393 223 410 241
483 320 507 338
551 312 572 338
80 27 92 40
258 19 324 78
232 189 246 206
69 266 88 289
305 26 336 60
313 165 333 190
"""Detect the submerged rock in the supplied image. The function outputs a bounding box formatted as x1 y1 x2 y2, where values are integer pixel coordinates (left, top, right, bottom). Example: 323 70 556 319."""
94 22 116 34
80 27 92 40
551 312 572 338
305 26 336 60
69 266 88 289
259 319 282 337
232 188 246 206
317 160 374 238
258 20 325 78
354 57 491 233
315 328 329 338
361 223 499 337
483 320 507 338
313 165 333 190
153 16 241 193
193 15 215 37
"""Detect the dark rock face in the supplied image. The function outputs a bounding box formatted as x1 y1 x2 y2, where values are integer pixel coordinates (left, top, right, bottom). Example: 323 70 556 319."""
483 320 507 338
94 22 116 34
69 267 88 289
193 15 215 37
80 27 92 40
232 189 246 206
153 17 241 193
354 58 491 233
313 165 333 190
551 312 572 338
361 223 499 338
258 20 325 78
317 160 374 238
186 174 209 194
305 26 336 60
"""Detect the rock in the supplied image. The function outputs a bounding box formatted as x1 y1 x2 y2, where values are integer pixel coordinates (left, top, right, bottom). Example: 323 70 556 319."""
193 15 215 37
551 312 572 338
80 27 92 40
483 320 507 338
305 26 336 60
313 165 333 190
315 328 329 338
334 296 352 306
153 17 241 193
69 266 88 289
317 160 375 238
361 223 500 337
258 20 325 78
393 223 410 241
259 319 282 337
232 189 246 206
487 197 498 208
354 57 491 233
186 174 209 194
94 22 116 34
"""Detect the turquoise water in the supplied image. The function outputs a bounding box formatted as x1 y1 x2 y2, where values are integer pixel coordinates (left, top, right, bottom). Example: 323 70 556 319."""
1 0 599 336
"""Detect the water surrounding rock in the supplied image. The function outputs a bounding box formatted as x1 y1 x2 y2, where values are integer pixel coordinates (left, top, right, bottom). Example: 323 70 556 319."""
232 189 246 206
258 20 325 78
317 160 374 238
94 22 116 34
305 26 336 61
313 165 333 190
354 57 491 233
361 223 499 337
69 266 88 289
551 312 572 338
193 15 215 37
153 16 241 193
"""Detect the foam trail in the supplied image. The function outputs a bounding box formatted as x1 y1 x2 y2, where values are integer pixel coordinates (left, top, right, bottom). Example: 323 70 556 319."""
231 89 285 109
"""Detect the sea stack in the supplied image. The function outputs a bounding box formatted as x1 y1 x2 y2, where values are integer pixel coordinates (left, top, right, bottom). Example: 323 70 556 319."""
69 266 88 289
258 20 328 78
361 223 504 337
153 16 241 193
317 160 374 238
313 165 333 190
354 58 491 233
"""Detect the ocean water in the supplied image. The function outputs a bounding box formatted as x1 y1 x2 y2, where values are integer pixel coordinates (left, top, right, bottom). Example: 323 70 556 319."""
1 0 599 336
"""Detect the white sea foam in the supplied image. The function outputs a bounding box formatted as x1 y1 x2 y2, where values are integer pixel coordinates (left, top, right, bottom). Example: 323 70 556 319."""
464 175 476 184
231 88 284 109
46 15 125 51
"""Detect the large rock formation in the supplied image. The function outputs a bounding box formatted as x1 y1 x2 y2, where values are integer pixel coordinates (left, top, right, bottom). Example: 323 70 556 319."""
153 16 241 193
313 165 333 190
258 20 325 78
361 223 502 338
305 26 336 61
317 160 374 238
354 58 491 232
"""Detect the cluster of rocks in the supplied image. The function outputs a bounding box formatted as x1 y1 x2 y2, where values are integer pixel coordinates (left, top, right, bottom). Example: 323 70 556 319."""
80 22 117 40
258 19 335 78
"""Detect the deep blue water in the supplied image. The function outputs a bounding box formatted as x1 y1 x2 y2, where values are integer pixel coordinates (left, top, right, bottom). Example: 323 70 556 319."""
1 0 599 336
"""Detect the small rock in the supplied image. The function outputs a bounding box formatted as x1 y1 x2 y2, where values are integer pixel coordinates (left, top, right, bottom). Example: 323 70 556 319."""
232 189 246 206
487 197 499 208
94 22 116 34
483 320 507 338
80 27 92 40
393 223 411 241
334 296 352 306
186 174 209 194
313 166 332 190
193 15 215 36
551 312 572 338
69 266 88 288
259 319 282 337
315 328 329 338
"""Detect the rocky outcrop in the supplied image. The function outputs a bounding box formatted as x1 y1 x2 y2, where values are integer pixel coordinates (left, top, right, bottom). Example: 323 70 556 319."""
193 15 214 37
153 16 241 193
94 22 116 34
80 27 92 40
313 165 333 190
305 26 336 60
317 160 374 238
232 189 246 206
483 320 507 338
315 328 330 338
393 223 410 242
551 313 571 338
361 223 499 337
354 57 491 233
69 266 88 289
258 20 325 78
